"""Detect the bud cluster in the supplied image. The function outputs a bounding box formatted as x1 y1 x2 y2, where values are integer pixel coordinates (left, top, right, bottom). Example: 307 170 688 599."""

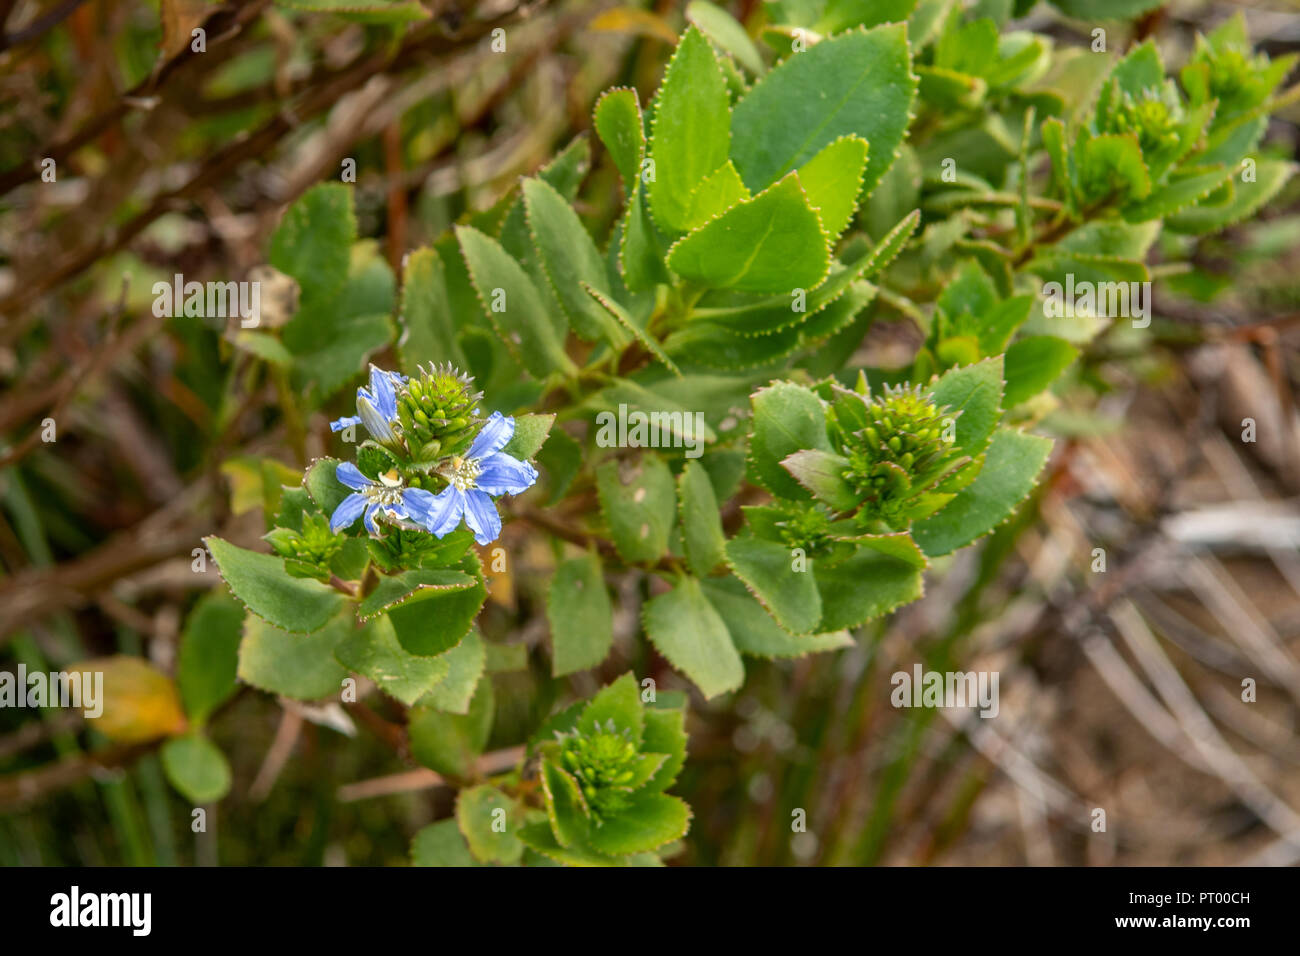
829 382 970 529
396 362 485 464
560 723 641 822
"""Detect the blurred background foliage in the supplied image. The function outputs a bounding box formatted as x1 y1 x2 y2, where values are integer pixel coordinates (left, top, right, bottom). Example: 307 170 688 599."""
3 0 1300 866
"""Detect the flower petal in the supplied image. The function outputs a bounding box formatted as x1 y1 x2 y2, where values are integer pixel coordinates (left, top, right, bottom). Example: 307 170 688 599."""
462 489 502 545
363 503 381 535
399 487 438 526
475 452 538 496
423 486 466 538
368 364 399 422
329 493 368 533
468 411 515 458
335 461 373 491
357 394 399 445
330 415 361 433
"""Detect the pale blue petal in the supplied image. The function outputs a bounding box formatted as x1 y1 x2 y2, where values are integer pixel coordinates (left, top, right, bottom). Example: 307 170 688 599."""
469 411 514 459
369 364 399 421
423 486 467 538
358 394 399 445
363 503 381 535
335 461 372 491
329 493 367 533
475 452 538 496
463 489 502 545
330 415 361 433
400 487 438 525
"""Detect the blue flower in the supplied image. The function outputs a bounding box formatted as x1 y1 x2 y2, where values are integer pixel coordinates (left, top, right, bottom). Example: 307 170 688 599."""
330 365 407 444
422 412 538 545
329 462 439 535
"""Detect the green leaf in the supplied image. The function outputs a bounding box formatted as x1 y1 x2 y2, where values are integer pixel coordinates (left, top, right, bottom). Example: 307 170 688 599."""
177 590 244 725
269 183 355 303
1003 335 1078 406
500 412 554 461
730 23 916 196
666 174 830 293
456 785 524 864
160 734 232 805
274 0 429 23
687 1 764 75
814 544 924 630
817 0 919 33
586 792 691 856
408 674 494 778
578 672 644 743
237 611 351 700
582 284 681 376
926 356 1004 460
206 536 345 633
797 135 868 242
355 568 475 621
455 225 576 379
420 628 487 714
1078 133 1151 203
594 87 645 191
334 616 450 706
686 209 914 335
398 247 464 372
725 534 822 634
1122 167 1232 222
595 455 677 564
518 821 639 866
677 460 727 575
683 161 752 230
384 561 487 658
1168 160 1297 234
303 458 349 516
912 427 1052 556
522 177 626 345
1050 0 1162 21
649 26 733 233
546 552 614 677
640 706 688 792
541 757 590 847
411 819 480 866
284 247 396 402
746 381 830 500
700 575 852 659
780 448 858 510
642 576 744 698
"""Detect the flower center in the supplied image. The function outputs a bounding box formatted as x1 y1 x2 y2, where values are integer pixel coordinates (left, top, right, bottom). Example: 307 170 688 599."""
443 455 482 491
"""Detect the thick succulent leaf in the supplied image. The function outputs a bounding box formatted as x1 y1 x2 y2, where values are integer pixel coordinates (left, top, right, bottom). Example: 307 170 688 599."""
546 551 614 677
730 23 916 197
206 536 345 634
700 575 852 659
334 616 450 706
677 460 727 575
595 455 677 564
666 174 830 294
642 576 745 698
649 26 733 233
912 427 1052 556
237 611 351 700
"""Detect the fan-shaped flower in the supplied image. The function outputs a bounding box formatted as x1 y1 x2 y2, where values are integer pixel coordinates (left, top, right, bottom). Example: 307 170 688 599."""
329 365 407 445
422 411 538 545
329 461 439 535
